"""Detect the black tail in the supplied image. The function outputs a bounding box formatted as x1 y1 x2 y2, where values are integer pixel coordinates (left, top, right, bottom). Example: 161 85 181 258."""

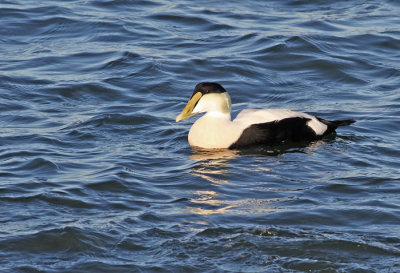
317 118 355 134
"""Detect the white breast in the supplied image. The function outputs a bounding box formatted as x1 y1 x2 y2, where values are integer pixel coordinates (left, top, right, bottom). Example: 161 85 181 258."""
188 112 242 149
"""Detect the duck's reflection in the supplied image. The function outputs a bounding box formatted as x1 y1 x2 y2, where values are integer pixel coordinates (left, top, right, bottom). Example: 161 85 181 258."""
189 190 234 215
189 148 239 184
186 141 327 215
189 147 239 162
187 148 236 215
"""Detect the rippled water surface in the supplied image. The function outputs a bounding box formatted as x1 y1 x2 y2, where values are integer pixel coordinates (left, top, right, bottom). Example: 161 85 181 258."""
1 0 399 272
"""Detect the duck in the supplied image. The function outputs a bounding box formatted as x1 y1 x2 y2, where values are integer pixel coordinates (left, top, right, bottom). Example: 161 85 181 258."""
176 82 355 149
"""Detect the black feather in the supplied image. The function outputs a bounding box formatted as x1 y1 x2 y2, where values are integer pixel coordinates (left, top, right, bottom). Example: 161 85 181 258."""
229 116 356 149
191 82 226 98
229 117 317 149
317 117 356 135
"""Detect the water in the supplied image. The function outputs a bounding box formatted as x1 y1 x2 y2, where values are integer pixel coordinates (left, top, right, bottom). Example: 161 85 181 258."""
0 0 399 272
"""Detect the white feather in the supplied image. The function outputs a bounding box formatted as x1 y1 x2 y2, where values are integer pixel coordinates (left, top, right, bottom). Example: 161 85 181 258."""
188 112 242 149
233 109 328 135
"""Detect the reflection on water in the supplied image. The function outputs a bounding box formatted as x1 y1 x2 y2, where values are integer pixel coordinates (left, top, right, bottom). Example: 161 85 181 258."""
186 140 339 215
243 139 331 157
187 146 311 215
189 190 233 215
189 148 238 184
189 140 329 181
188 190 292 215
189 147 239 162
188 148 240 215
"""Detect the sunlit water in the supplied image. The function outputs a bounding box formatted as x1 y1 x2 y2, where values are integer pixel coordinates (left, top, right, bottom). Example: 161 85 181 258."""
0 0 399 272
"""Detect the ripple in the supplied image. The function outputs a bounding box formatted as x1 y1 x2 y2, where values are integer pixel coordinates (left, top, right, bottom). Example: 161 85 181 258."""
86 179 129 193
0 226 111 253
0 157 59 178
298 19 344 32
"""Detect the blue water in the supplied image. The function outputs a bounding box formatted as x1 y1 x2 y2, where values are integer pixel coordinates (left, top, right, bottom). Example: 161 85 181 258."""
1 0 399 272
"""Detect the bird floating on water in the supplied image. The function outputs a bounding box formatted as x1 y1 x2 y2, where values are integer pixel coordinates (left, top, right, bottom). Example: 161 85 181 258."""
176 82 355 149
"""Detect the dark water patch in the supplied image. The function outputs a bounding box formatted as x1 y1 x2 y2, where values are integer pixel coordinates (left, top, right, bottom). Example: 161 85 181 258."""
298 19 344 32
86 179 129 193
0 155 60 180
0 193 96 210
84 177 172 204
7 157 59 175
98 51 142 71
0 74 53 92
47 83 124 104
59 262 146 273
149 12 216 30
0 113 43 125
86 22 135 43
63 113 154 130
91 0 162 10
0 6 79 38
6 52 117 79
0 226 112 254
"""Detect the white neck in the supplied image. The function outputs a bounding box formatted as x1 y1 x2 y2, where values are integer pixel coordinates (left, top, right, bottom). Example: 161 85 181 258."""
203 111 232 120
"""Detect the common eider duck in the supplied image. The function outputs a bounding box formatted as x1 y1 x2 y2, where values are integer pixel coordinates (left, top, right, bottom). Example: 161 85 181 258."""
176 82 355 149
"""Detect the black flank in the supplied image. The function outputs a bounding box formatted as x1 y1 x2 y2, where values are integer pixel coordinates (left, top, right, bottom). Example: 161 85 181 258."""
229 117 318 149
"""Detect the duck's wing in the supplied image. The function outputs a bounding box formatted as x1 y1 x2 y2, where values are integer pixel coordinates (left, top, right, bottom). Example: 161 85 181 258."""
233 109 302 127
229 116 318 149
233 109 326 133
229 109 329 149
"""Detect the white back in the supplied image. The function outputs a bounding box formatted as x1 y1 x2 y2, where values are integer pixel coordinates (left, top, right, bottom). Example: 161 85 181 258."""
233 109 328 135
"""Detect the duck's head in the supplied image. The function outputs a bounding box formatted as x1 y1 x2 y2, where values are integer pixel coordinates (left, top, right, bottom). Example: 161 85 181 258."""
176 82 232 122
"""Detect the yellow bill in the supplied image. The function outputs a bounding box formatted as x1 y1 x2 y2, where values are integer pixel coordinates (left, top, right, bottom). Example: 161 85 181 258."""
176 92 202 122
